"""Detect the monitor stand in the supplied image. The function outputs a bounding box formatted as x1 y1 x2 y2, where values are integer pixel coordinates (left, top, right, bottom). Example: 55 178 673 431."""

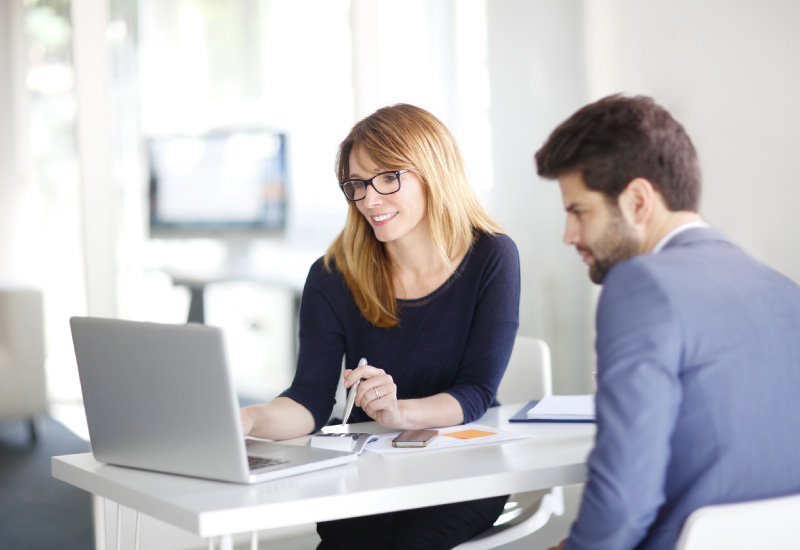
224 237 256 273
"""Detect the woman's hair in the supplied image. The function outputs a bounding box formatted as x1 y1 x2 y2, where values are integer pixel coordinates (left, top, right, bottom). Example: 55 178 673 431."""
325 103 502 328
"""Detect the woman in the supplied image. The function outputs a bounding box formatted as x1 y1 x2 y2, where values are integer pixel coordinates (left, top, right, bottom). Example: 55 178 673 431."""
241 103 520 549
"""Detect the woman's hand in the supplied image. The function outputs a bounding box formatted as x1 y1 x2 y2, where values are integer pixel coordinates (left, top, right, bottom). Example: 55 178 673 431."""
240 407 255 436
240 397 315 441
343 362 402 428
343 363 465 430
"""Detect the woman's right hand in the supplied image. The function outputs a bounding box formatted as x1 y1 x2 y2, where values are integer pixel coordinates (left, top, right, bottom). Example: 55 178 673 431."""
343 363 466 430
240 407 255 437
343 362 401 428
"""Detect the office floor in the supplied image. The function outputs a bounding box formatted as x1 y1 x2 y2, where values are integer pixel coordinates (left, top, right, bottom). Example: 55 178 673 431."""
0 414 94 549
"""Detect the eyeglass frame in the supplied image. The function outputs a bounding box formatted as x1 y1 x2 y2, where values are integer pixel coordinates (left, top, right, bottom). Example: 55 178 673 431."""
338 169 410 202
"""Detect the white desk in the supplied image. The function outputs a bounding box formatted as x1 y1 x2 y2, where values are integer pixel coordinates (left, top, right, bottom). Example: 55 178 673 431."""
52 404 595 548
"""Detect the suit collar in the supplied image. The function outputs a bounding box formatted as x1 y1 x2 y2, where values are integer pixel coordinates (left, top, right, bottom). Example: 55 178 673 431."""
652 221 709 253
661 225 729 250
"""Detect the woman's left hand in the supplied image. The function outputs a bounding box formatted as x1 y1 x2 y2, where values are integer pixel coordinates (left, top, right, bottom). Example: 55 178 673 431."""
343 362 401 428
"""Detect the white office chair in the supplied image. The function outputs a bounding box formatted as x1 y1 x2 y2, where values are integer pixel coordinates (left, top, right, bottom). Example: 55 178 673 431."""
496 336 553 406
455 335 564 549
676 492 800 550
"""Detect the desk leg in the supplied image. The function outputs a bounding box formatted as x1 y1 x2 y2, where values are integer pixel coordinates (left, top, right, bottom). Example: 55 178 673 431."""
116 503 122 550
134 511 141 550
220 534 234 550
92 495 106 550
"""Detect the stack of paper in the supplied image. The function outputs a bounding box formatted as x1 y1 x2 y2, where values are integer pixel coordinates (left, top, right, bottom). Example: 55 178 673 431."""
310 432 378 454
526 395 595 422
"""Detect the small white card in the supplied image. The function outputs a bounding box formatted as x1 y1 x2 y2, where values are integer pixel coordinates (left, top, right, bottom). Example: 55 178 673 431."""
309 432 377 454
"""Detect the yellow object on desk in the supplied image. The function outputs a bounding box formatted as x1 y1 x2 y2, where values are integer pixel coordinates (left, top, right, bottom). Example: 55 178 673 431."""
442 429 497 439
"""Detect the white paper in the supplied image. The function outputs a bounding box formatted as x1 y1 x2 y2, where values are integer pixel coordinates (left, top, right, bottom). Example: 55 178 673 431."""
527 395 595 420
364 423 533 455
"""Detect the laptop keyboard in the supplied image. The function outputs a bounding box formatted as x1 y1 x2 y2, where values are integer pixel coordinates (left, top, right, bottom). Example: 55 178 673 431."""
248 455 289 470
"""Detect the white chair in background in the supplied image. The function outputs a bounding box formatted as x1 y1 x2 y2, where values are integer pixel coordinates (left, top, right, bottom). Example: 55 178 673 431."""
0 281 48 442
496 336 553 406
676 492 800 550
456 335 564 549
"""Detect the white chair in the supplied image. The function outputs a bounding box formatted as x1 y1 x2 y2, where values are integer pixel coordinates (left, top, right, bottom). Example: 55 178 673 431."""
496 336 553 406
676 493 800 550
456 335 564 549
0 282 48 442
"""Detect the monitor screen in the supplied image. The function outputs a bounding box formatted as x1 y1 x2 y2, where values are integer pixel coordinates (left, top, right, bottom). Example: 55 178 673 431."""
147 130 287 238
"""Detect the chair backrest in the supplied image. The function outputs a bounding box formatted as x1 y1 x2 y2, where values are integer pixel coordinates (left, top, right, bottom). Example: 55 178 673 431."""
496 336 552 405
0 282 47 419
676 493 800 550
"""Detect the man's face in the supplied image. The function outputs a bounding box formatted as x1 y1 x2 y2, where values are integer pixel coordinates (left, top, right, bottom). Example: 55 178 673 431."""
558 172 642 284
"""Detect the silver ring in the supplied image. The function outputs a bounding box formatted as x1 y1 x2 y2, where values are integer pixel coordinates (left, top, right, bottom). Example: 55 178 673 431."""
374 388 380 399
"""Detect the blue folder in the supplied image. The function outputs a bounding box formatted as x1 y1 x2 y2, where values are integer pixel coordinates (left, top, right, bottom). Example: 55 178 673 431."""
509 399 596 423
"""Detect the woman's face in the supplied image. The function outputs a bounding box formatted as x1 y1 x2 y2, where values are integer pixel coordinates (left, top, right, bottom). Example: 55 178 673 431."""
349 148 429 247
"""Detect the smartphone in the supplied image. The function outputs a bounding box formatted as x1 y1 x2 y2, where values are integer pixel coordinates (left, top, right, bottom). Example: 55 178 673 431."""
392 429 439 448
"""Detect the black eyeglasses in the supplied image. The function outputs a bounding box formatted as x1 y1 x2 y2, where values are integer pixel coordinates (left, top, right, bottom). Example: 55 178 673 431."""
339 169 410 202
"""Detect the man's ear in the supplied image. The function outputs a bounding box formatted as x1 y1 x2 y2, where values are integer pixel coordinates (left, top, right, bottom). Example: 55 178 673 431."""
618 178 657 225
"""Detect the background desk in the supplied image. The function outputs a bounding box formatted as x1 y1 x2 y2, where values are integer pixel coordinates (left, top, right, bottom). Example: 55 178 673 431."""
164 244 321 325
52 404 595 548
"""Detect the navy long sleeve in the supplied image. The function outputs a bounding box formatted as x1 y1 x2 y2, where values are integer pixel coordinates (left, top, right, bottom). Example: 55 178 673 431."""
280 232 521 431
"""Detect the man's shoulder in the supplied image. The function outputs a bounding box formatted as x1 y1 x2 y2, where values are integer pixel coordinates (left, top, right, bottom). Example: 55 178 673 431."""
603 226 800 305
610 227 733 279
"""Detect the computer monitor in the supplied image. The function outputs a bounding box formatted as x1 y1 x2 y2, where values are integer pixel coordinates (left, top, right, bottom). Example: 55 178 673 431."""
147 129 287 245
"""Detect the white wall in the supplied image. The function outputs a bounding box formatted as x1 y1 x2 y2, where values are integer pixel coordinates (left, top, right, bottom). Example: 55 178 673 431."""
4 0 800 397
484 0 800 393
486 0 596 393
606 0 800 284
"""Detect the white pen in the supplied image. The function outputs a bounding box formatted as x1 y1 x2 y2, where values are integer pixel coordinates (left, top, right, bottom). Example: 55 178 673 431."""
342 357 367 425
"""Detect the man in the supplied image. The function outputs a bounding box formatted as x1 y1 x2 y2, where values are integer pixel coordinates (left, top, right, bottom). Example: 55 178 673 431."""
535 94 800 550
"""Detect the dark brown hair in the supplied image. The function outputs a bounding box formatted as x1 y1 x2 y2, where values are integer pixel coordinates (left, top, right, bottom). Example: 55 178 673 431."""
535 94 701 211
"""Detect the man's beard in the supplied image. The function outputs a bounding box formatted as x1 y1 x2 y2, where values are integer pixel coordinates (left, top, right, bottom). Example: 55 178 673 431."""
580 214 641 284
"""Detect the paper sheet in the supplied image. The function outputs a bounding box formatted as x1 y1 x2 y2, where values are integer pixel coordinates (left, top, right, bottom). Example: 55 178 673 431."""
364 423 532 455
526 394 595 420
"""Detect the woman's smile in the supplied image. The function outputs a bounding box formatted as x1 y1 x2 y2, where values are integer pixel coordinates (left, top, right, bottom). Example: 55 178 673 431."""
371 211 398 224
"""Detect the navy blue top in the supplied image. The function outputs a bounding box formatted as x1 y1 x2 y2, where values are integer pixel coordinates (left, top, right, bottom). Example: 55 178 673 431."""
280 232 521 431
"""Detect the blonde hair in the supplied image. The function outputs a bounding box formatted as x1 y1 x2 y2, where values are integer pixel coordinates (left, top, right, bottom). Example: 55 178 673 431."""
325 104 503 327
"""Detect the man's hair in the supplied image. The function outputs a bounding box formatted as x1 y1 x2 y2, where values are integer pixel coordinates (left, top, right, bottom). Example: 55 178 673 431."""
535 94 701 211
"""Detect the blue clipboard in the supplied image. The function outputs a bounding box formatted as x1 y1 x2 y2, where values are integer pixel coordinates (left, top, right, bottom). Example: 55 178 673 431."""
509 399 596 423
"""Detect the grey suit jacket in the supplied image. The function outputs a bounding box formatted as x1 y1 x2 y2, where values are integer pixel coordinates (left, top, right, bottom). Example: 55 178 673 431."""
565 227 800 550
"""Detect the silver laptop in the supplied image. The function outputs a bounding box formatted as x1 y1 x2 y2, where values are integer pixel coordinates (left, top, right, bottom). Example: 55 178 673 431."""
69 316 357 484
